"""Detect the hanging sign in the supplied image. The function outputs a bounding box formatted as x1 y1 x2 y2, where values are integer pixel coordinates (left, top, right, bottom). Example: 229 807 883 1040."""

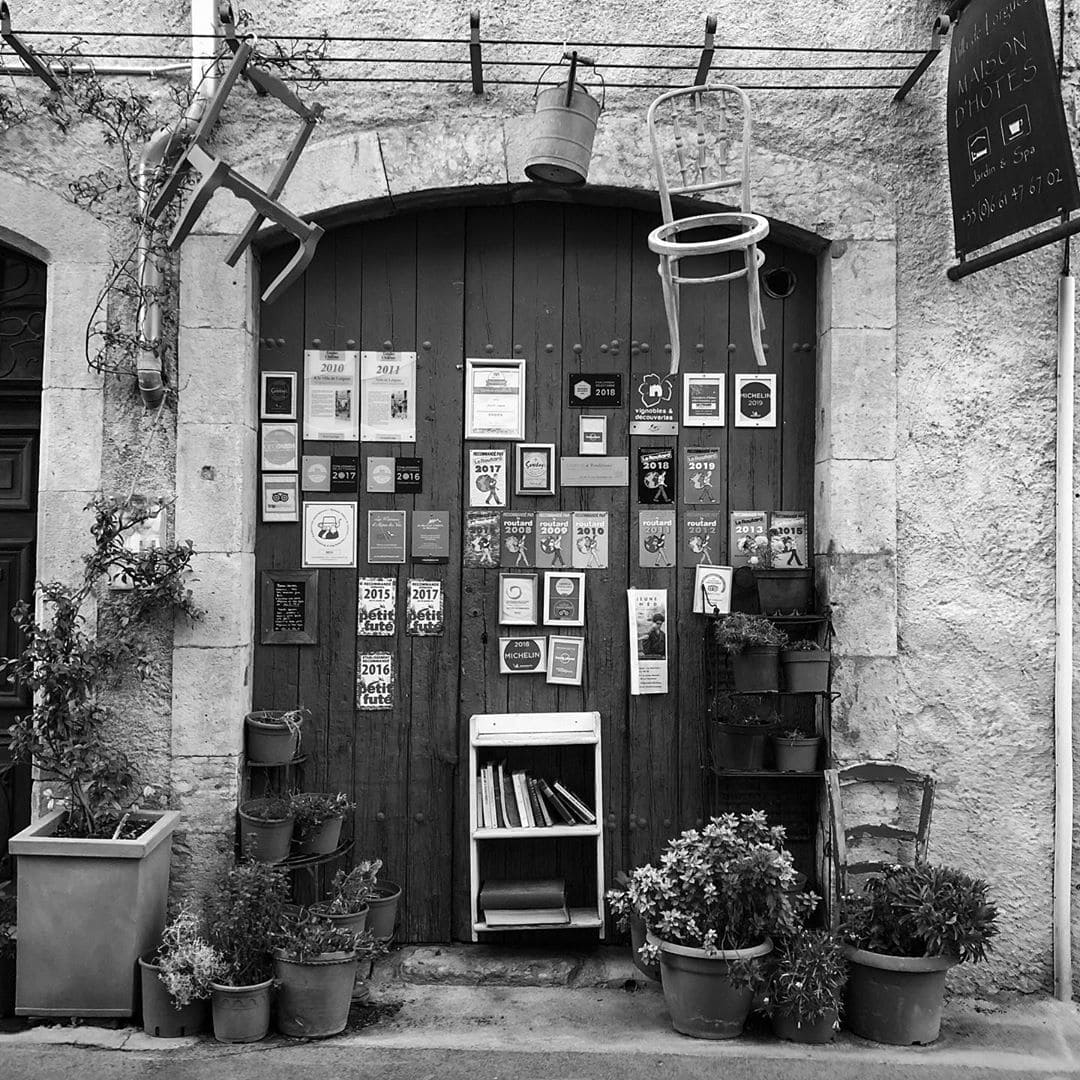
357 577 396 636
411 510 450 564
499 636 547 675
637 447 676 504
734 374 777 428
947 0 1080 257
730 510 769 568
628 588 669 695
302 501 356 568
572 511 609 569
693 565 733 615
356 651 394 711
638 508 676 568
406 579 445 636
361 350 416 443
684 512 721 566
366 510 407 564
630 371 677 435
535 511 572 568
567 372 623 407
469 449 507 507
501 512 536 567
303 350 359 441
768 510 809 569
683 447 721 504
463 510 501 568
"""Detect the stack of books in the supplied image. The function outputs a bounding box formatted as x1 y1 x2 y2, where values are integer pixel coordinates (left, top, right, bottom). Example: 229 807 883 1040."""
478 877 569 926
476 762 596 829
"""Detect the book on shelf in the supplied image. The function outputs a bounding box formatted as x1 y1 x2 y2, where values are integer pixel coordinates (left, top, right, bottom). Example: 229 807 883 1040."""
498 762 521 829
512 771 535 828
481 764 496 828
482 905 570 926
476 767 594 829
527 776 553 827
477 775 486 829
537 778 578 825
479 877 566 910
552 780 596 825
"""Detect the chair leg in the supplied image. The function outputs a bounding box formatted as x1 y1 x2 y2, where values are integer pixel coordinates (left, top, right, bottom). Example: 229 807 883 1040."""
262 223 325 304
657 255 682 375
166 159 232 250
746 242 767 367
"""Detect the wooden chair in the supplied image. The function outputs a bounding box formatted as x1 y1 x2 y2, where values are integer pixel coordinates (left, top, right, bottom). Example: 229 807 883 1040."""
645 84 769 375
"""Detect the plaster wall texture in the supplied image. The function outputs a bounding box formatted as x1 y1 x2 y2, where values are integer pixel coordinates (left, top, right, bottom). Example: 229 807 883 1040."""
0 0 1077 996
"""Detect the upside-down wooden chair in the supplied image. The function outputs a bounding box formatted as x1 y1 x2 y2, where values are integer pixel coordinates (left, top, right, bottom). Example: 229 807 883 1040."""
645 83 769 375
825 761 936 927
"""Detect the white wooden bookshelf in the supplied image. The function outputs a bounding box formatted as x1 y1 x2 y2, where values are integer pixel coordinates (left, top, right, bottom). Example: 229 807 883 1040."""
469 711 605 940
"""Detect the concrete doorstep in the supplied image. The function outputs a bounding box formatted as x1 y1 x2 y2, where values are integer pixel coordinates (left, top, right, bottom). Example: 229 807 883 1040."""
1 945 1079 1077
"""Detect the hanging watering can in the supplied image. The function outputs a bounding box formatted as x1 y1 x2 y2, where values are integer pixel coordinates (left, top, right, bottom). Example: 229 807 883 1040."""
524 51 604 186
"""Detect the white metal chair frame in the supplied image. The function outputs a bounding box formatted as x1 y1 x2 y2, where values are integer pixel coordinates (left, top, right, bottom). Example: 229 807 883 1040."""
646 84 769 374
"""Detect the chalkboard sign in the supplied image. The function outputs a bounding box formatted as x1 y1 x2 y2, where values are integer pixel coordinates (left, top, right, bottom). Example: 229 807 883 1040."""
260 570 319 644
948 0 1080 257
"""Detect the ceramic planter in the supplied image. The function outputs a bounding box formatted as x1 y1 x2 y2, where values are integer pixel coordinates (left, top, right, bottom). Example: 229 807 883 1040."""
755 569 813 615
244 711 302 765
771 1006 838 1044
656 935 773 1039
210 979 273 1043
713 722 775 771
310 903 369 935
731 646 780 692
780 648 830 692
843 944 956 1045
771 735 822 773
294 813 344 856
238 800 294 863
9 808 180 1017
138 954 209 1037
366 881 402 941
273 950 358 1038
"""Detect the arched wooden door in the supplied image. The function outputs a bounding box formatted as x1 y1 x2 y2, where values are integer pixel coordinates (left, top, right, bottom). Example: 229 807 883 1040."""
255 198 817 942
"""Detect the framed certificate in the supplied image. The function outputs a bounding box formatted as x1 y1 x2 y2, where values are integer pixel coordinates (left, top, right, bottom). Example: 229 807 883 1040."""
514 443 556 496
682 372 725 427
498 573 539 625
547 635 585 685
543 571 585 627
464 357 526 441
260 371 297 419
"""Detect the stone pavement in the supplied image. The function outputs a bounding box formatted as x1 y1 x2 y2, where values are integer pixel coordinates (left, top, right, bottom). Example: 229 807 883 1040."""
1 945 1079 1079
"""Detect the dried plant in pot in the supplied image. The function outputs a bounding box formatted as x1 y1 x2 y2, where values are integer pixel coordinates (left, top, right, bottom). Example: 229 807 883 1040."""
841 863 999 1046
289 791 355 855
244 708 307 765
780 637 831 693
762 929 847 1044
713 612 786 692
738 533 813 615
238 795 294 864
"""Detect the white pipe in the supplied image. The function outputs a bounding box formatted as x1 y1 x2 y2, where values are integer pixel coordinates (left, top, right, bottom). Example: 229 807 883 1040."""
1054 267 1074 1002
0 63 188 77
135 0 220 407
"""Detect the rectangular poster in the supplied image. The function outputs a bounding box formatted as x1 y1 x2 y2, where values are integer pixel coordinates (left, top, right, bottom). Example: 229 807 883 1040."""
356 651 394 711
535 511 572 568
684 511 721 565
261 422 298 471
499 636 547 675
469 449 507 508
302 501 356 568
367 510 407 564
261 474 299 523
630 371 678 435
406 579 445 636
637 447 676 505
768 510 809 569
730 510 769 568
463 510 501 568
501 512 536 567
360 350 416 443
543 571 586 626
693 565 734 615
734 373 777 428
682 372 725 427
628 588 669 695
303 349 359 441
572 511 609 569
638 508 676 569
547 635 585 686
411 510 450 564
683 447 721 504
357 576 396 636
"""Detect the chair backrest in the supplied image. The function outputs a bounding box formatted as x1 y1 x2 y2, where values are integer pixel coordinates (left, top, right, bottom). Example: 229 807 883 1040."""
646 83 755 225
826 761 935 901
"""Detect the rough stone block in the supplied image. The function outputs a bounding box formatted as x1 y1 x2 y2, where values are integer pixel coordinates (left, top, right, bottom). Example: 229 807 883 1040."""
814 458 896 556
382 119 507 202
821 240 896 331
396 945 576 987
174 552 255 649
36 488 98 587
176 423 257 554
38 387 103 493
42 262 109 391
830 655 899 761
179 239 254 332
178 327 258 430
819 552 898 657
171 645 251 757
580 114 656 194
169 827 236 902
0 172 109 265
170 755 241 835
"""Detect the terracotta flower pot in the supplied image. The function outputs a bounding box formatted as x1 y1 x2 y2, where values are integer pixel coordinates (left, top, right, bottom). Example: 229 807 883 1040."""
366 882 402 942
273 951 359 1038
238 800 294 864
138 954 209 1037
780 648 830 692
755 569 813 615
295 814 344 856
210 979 273 1043
771 735 821 772
244 711 302 764
731 646 780 692
713 722 775 771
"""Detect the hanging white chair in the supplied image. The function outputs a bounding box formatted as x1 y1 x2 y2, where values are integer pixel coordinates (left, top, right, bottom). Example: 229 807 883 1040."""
645 83 769 375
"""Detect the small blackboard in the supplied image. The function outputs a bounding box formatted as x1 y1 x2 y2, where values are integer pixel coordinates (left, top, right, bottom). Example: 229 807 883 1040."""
947 0 1080 256
261 570 318 644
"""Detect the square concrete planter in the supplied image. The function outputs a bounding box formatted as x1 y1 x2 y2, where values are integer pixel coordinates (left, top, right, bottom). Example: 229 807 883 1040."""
9 808 181 1017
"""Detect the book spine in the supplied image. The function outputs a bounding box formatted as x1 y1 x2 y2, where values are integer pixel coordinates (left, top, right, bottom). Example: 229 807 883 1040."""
538 779 577 825
513 772 535 827
493 763 506 828
481 764 494 828
552 780 596 824
476 775 485 828
500 763 521 828
527 776 552 827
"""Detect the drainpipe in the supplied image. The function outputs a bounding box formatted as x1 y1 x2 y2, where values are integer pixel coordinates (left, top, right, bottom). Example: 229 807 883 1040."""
135 0 220 407
1054 251 1074 1002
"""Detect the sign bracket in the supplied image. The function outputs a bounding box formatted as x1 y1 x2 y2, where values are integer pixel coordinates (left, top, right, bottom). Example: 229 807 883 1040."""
892 0 971 103
469 10 483 94
694 15 717 87
0 1 62 92
948 214 1080 281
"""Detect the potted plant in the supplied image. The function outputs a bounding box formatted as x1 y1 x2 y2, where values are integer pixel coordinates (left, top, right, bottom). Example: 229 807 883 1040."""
245 708 306 765
711 692 777 771
289 792 355 855
738 532 813 615
138 906 221 1038
273 907 387 1038
238 795 294 863
841 863 999 1045
608 871 660 982
0 888 14 1019
313 859 383 933
780 637 831 693
713 612 786 692
609 811 816 1039
0 496 198 1016
771 728 823 773
204 860 290 1043
762 929 847 1043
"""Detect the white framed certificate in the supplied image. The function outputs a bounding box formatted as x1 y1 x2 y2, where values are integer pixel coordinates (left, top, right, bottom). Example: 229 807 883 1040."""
498 573 539 626
734 373 777 428
464 357 526 440
682 372 725 427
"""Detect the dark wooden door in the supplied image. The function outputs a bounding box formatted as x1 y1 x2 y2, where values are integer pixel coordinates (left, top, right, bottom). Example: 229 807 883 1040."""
0 246 45 866
254 199 816 942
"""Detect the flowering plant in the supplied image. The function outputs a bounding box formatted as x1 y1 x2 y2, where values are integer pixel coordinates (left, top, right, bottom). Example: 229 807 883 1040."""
154 907 223 1007
761 929 847 1026
607 811 817 965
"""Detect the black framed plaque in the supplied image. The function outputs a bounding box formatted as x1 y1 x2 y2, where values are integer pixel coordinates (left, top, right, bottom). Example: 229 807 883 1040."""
567 372 623 408
261 569 319 644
